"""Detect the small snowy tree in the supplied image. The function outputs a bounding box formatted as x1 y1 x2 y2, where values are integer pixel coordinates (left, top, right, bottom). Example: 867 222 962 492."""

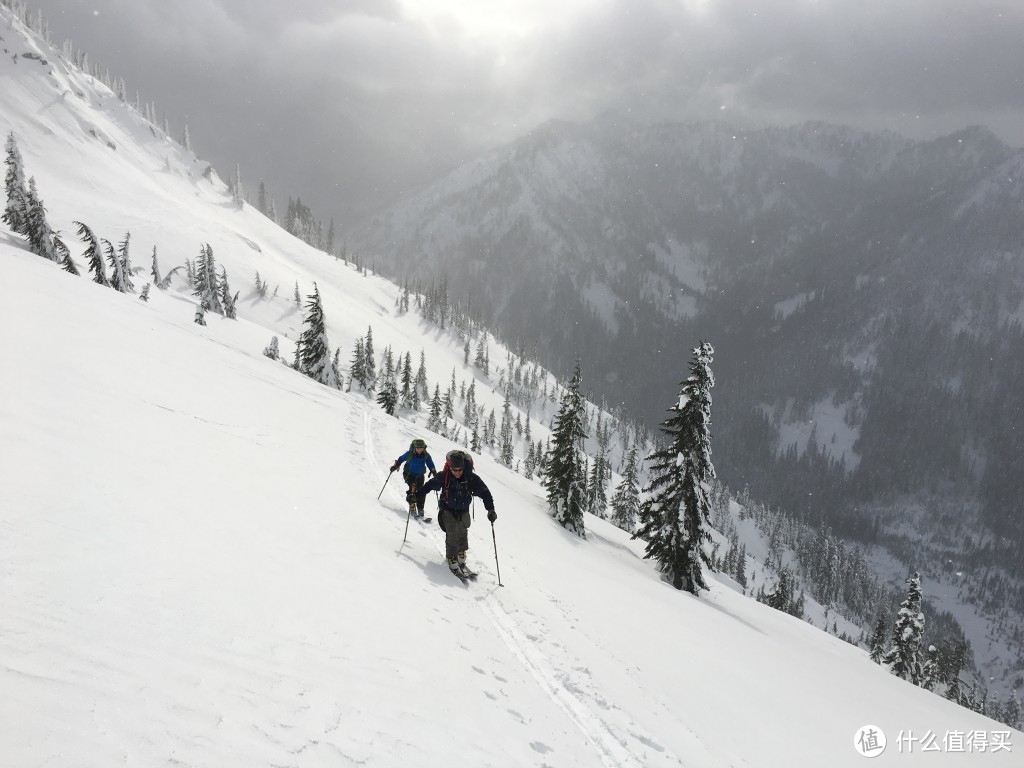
377 374 398 415
116 232 135 293
22 177 55 260
74 221 109 286
104 238 128 292
868 614 888 663
219 266 237 319
150 245 162 286
295 282 338 388
263 336 280 361
610 447 641 532
53 234 79 275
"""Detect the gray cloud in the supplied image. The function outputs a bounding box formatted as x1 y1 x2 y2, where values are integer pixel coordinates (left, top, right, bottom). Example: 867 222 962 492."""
28 0 1024 227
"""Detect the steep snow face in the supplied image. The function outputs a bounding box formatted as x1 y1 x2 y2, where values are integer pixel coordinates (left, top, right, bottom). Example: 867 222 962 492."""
3 242 1017 768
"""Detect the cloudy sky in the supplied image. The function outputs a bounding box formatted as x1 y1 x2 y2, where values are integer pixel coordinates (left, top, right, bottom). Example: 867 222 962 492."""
29 0 1024 228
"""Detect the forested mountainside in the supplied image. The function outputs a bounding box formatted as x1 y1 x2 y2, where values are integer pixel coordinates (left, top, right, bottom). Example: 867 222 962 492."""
353 115 1024 687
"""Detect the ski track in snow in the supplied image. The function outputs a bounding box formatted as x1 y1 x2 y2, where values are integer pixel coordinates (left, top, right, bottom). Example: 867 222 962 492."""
360 409 675 768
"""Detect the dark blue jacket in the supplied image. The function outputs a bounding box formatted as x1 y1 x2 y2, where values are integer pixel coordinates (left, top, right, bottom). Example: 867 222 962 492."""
394 450 436 477
417 467 493 513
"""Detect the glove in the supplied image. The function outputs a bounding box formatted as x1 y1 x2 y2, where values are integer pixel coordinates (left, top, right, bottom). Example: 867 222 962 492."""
390 462 398 472
429 469 436 477
487 509 497 523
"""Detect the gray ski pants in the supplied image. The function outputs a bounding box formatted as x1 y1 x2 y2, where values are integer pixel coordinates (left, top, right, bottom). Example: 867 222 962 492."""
439 505 471 560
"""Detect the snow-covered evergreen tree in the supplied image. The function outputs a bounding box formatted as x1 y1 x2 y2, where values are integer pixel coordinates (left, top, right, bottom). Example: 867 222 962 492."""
264 336 280 361
53 234 79 275
377 374 398 415
868 614 887 663
610 447 641 532
295 283 338 388
364 326 376 389
103 238 129 292
150 245 162 286
2 132 28 234
544 360 588 536
349 337 367 390
193 243 223 314
74 221 109 286
400 351 413 408
231 164 243 207
21 177 55 261
427 384 443 433
219 266 237 319
882 572 926 686
634 341 716 593
415 351 429 400
116 232 135 293
586 452 607 518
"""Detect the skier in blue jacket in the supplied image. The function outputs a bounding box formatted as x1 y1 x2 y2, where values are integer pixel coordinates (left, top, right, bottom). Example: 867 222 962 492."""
390 438 436 518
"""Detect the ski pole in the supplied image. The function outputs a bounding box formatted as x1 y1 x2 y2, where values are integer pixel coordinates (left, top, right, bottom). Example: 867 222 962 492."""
402 504 412 545
377 468 394 500
491 522 504 587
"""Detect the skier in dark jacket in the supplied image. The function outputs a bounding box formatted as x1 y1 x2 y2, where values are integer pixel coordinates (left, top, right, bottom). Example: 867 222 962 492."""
416 450 495 577
390 438 436 519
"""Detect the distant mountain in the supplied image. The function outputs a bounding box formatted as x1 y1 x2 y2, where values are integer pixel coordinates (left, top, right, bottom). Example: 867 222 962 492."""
353 115 1024 690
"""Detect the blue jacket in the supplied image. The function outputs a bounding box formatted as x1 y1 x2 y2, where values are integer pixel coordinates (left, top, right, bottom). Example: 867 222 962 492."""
394 450 436 477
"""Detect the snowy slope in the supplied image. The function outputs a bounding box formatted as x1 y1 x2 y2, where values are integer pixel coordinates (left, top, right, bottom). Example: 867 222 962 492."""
0 8 1020 767
2 245 1018 767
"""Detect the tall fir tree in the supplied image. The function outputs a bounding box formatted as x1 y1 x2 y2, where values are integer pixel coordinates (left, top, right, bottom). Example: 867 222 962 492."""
364 326 376 390
400 351 413 408
587 452 608 518
633 341 716 593
500 390 515 467
609 447 641 532
192 243 222 312
882 572 927 686
416 351 429 400
544 360 588 536
295 282 338 388
349 337 367 390
2 132 28 234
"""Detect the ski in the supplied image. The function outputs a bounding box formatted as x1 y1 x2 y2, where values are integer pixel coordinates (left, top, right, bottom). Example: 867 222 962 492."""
450 569 469 585
459 566 478 580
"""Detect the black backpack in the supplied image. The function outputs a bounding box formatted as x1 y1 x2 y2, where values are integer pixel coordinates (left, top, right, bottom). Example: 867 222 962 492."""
439 450 475 511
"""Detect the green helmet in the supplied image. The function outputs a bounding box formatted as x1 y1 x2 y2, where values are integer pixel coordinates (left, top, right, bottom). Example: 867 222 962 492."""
411 438 427 450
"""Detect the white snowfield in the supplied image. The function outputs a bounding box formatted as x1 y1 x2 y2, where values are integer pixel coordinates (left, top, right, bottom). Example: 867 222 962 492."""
0 8 1019 767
